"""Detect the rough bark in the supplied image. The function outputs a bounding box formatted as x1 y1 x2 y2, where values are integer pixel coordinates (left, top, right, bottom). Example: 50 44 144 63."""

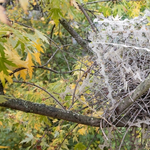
0 82 4 95
0 97 124 127
59 19 92 52
117 74 150 114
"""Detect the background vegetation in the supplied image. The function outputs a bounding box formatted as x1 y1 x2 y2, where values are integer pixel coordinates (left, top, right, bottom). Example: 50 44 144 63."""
0 0 150 149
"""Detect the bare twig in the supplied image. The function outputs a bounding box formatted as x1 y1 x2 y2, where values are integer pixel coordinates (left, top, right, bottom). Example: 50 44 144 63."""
49 24 55 47
32 131 47 150
85 128 100 150
9 67 26 76
78 3 97 33
34 66 85 74
57 124 78 150
41 48 59 66
119 109 141 150
85 0 143 5
71 62 95 105
13 80 66 111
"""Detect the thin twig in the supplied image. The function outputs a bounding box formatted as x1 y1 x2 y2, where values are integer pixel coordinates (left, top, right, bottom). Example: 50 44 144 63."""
85 0 143 5
31 131 47 150
118 109 141 150
34 66 85 74
78 3 97 33
49 24 55 47
57 124 78 150
85 128 100 150
9 66 84 77
13 80 66 111
85 0 111 5
41 48 60 66
100 121 108 140
71 62 95 105
9 67 26 76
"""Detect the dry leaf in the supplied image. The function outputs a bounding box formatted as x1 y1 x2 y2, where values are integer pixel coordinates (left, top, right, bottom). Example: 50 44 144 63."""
70 0 79 10
0 6 11 26
0 0 6 2
19 0 28 14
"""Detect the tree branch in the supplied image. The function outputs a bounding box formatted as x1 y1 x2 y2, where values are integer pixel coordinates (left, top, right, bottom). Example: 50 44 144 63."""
117 74 150 114
59 19 92 52
85 0 143 5
0 82 4 95
13 80 66 111
77 3 97 33
0 97 124 127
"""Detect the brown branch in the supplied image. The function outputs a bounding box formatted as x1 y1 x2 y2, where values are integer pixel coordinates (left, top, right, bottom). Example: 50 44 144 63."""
77 3 97 33
59 19 92 52
0 82 4 95
0 97 125 127
9 67 26 76
85 0 143 5
117 74 150 114
13 80 66 111
9 66 84 77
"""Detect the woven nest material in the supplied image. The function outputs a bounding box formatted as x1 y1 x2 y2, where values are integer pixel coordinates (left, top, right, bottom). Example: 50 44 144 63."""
87 10 150 125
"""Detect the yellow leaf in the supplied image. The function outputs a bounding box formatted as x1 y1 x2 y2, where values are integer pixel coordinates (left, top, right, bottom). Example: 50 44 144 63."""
56 125 60 131
0 121 2 126
19 69 27 80
70 0 79 10
146 23 150 26
49 21 55 25
5 75 13 84
73 135 78 142
93 110 104 117
80 96 85 101
40 17 45 21
78 128 86 135
0 71 5 87
34 124 40 130
26 53 34 79
0 146 9 149
36 134 42 138
5 48 27 71
33 52 41 65
70 84 76 89
19 0 28 14
0 71 12 86
32 39 44 53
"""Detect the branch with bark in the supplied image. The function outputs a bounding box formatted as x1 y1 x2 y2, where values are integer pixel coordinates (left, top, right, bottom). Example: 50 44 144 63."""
0 97 125 127
59 19 92 52
116 74 150 114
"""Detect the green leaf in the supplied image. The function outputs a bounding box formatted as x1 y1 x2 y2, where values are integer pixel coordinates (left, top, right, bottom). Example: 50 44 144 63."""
74 143 86 150
49 8 63 25
0 44 5 57
0 56 16 75
35 29 49 44
54 131 59 138
0 95 7 104
20 133 34 144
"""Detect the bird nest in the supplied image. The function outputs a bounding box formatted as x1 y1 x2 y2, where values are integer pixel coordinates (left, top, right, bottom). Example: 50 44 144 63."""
87 10 150 126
